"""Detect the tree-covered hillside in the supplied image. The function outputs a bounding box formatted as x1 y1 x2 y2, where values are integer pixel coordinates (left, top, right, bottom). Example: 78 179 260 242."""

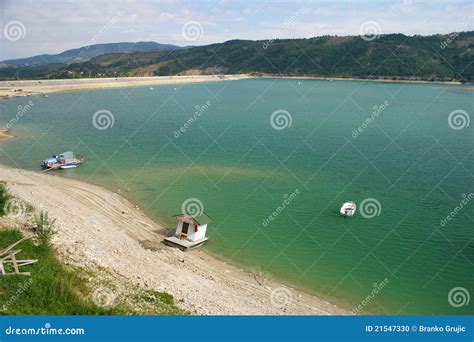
1 32 472 82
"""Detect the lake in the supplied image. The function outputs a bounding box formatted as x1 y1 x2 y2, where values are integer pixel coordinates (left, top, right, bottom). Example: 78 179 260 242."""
0 78 472 314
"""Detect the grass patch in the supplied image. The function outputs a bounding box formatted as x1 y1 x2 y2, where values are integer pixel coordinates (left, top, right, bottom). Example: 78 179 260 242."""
0 183 186 315
0 229 112 314
0 230 187 315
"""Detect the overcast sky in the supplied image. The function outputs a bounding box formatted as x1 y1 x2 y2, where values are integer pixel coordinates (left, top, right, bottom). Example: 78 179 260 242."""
0 0 473 60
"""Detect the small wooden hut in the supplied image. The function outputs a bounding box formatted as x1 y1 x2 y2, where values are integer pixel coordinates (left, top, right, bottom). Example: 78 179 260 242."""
163 213 211 251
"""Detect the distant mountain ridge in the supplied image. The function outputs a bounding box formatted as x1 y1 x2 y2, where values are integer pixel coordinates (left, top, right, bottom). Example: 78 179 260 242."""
0 32 473 82
1 41 180 65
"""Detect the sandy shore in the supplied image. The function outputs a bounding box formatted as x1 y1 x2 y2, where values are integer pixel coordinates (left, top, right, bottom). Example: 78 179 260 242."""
0 129 13 139
0 75 252 98
1 74 467 99
0 164 349 315
257 74 465 85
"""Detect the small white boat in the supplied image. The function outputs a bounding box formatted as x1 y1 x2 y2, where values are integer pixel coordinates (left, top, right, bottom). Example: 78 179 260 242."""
340 201 356 217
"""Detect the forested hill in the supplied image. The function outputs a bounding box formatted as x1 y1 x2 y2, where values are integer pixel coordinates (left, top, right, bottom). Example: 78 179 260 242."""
1 32 473 82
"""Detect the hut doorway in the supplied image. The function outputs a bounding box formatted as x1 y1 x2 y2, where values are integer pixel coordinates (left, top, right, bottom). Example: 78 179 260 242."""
181 222 189 234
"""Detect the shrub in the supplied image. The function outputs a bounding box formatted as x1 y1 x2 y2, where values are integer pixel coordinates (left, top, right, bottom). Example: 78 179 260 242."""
33 210 56 244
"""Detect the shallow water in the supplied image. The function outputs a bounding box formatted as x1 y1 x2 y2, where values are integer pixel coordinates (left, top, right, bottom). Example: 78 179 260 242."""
0 78 472 314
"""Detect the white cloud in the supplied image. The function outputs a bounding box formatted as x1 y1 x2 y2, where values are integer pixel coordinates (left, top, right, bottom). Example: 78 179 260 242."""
0 0 472 60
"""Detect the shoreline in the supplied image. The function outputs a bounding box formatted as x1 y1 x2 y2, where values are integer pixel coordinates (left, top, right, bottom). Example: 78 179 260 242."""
0 74 470 100
0 74 252 98
0 128 14 139
254 74 469 85
0 163 351 315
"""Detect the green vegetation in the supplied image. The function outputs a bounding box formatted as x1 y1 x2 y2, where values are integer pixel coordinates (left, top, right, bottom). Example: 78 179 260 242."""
0 229 109 315
32 210 56 245
0 230 186 315
0 186 186 315
1 32 473 82
0 183 10 216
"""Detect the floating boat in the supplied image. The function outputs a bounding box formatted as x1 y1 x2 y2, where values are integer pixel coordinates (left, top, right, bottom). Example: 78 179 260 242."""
41 151 84 170
340 201 356 217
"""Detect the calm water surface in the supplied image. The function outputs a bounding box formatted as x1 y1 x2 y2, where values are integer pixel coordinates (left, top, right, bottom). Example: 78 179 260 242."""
0 79 472 314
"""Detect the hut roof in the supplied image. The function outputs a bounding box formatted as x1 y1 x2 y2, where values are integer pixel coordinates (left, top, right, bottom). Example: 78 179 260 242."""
174 212 211 226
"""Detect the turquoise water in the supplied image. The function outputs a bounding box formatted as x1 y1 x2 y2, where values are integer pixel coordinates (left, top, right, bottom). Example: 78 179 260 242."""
0 79 472 314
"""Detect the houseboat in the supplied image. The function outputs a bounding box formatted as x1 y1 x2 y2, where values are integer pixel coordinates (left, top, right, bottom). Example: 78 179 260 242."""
41 151 84 170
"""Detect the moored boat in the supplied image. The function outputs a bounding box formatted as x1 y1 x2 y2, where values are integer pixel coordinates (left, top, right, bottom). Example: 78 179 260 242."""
41 151 84 170
340 201 356 217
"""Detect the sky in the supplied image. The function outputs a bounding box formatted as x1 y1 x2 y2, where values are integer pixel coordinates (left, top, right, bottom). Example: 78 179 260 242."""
0 0 473 60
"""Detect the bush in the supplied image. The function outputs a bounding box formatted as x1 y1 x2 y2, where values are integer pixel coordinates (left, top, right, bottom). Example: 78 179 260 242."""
0 183 11 216
33 210 56 245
